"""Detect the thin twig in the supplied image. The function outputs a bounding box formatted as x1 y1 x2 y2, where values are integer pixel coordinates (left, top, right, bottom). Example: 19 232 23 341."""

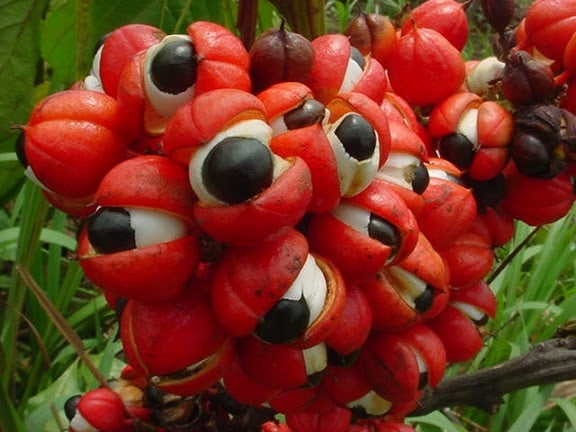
487 225 542 284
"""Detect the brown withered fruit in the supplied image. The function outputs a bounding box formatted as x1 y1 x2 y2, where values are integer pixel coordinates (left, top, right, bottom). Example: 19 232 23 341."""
343 12 397 68
511 104 567 178
249 22 314 93
501 50 558 106
480 0 515 34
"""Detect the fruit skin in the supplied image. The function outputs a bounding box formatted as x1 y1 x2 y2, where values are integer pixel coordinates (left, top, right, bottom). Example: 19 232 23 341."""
522 0 576 61
98 23 165 97
249 24 315 93
68 387 130 432
306 178 419 281
193 155 312 245
77 155 201 303
359 232 450 332
401 0 469 51
359 324 447 404
427 281 496 364
307 34 388 105
163 88 268 165
210 229 308 339
343 12 398 68
21 90 129 200
210 227 346 348
501 162 575 226
428 91 513 181
116 22 251 138
120 290 234 397
386 27 465 107
417 159 478 251
261 82 341 213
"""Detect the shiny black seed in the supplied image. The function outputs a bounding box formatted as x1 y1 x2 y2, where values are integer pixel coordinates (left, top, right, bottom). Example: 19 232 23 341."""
411 163 430 194
87 207 136 254
414 286 434 314
335 114 376 161
350 46 366 70
368 214 400 256
418 371 429 390
253 296 310 344
64 395 81 420
437 133 476 170
463 173 507 211
511 132 563 179
151 39 197 95
473 314 489 327
15 133 27 168
202 137 274 204
284 99 326 130
327 347 360 367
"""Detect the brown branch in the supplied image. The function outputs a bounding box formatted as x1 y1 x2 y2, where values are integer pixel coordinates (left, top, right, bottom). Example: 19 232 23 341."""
412 336 576 416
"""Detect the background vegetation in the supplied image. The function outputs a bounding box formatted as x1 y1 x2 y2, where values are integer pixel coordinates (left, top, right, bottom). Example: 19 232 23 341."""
0 1 574 431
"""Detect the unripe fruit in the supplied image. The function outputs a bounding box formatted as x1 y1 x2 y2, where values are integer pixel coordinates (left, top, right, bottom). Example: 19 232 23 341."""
249 23 314 93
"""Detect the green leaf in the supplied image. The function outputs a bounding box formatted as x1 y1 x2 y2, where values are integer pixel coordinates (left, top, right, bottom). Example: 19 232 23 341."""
0 0 47 202
40 0 80 89
552 398 576 429
507 387 552 432
410 411 468 432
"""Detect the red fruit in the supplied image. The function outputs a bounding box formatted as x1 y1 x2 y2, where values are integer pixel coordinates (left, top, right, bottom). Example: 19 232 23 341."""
98 24 165 97
70 388 127 432
120 291 234 396
401 0 469 51
523 0 576 61
501 162 575 225
386 27 465 107
21 90 128 199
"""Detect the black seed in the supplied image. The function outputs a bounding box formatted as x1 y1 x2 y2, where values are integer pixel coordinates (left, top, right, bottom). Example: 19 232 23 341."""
463 173 507 211
64 395 81 420
511 132 564 179
94 33 110 56
308 370 325 387
437 133 476 170
473 314 489 327
411 163 430 194
414 286 434 314
368 214 400 256
327 347 360 367
350 46 366 70
15 132 27 168
253 296 310 344
335 114 376 161
418 371 429 390
87 207 136 254
150 39 197 95
349 404 374 419
202 137 274 204
283 99 326 130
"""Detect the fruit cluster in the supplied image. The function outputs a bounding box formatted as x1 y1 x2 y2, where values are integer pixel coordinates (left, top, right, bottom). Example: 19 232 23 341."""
16 0 576 431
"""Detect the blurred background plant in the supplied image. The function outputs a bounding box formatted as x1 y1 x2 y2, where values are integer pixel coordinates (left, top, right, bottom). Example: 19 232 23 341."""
0 1 574 431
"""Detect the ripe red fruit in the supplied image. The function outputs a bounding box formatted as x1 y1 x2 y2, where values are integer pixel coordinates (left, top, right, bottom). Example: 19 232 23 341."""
401 0 469 51
386 27 465 107
22 90 129 199
523 0 576 61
